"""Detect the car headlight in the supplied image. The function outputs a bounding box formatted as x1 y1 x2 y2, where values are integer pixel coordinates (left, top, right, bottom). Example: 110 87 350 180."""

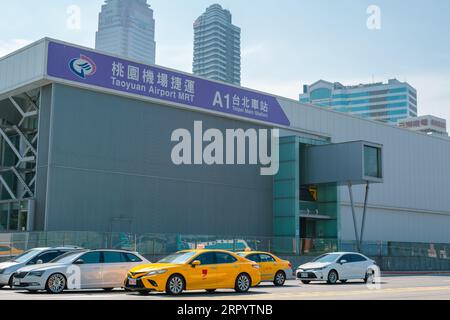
146 269 168 276
28 271 45 277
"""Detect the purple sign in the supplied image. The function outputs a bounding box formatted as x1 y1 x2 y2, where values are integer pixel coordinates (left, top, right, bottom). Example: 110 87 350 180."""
46 42 290 126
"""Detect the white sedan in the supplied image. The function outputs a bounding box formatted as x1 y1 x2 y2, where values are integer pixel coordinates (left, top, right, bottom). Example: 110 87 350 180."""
12 249 149 293
296 252 377 284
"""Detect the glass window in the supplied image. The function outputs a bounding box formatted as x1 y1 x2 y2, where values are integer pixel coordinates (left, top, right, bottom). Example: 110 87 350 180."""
9 203 19 231
313 253 340 263
123 253 142 262
215 252 237 264
31 251 60 264
195 252 216 265
12 249 41 263
103 251 123 263
364 146 382 178
158 251 197 264
78 252 101 264
339 254 353 263
246 254 261 263
351 254 367 262
259 254 276 263
0 204 8 231
310 88 332 101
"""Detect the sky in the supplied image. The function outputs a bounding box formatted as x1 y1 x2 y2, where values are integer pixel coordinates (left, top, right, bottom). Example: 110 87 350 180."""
1 0 450 121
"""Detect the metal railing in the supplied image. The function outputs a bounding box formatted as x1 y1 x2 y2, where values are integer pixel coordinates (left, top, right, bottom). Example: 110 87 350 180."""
1 231 450 261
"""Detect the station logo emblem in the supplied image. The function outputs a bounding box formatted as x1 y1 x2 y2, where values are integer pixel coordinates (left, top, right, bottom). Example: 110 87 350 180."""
69 54 97 79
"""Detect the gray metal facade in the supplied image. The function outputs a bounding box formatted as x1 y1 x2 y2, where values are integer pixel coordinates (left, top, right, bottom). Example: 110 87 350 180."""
36 84 273 235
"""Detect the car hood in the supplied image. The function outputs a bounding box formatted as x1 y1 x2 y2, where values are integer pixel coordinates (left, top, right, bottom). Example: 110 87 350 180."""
129 263 177 273
298 262 331 270
0 261 19 270
17 263 67 273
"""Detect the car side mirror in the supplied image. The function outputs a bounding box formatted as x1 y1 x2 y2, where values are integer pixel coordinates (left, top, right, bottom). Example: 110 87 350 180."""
36 259 44 265
191 260 201 267
74 259 85 265
340 260 347 264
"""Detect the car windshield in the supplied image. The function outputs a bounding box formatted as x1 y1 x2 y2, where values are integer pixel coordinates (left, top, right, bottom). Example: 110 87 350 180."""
313 253 340 263
10 249 41 263
50 250 84 264
158 251 197 264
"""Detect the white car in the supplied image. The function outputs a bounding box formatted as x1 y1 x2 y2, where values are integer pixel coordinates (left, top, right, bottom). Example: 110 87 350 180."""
12 249 149 293
0 247 81 288
296 252 376 284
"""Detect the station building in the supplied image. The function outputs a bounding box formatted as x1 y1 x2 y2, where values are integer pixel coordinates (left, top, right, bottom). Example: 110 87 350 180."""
0 39 449 248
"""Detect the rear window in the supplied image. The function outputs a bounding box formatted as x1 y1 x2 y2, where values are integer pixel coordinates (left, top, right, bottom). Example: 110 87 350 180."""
103 251 123 263
123 253 142 262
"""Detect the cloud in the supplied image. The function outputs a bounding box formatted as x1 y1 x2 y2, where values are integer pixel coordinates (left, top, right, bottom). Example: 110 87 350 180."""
0 39 33 58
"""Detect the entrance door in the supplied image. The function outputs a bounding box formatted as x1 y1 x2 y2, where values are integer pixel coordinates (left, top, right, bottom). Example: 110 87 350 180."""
300 218 316 253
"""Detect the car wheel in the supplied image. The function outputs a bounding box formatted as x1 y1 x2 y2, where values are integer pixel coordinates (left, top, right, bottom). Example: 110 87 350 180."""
274 271 286 286
364 271 374 284
206 289 216 293
8 276 14 288
45 273 66 294
327 270 339 284
301 280 311 284
166 274 185 295
235 273 251 293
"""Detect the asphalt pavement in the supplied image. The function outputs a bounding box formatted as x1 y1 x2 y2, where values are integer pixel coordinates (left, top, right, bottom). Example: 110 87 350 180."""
1 275 450 300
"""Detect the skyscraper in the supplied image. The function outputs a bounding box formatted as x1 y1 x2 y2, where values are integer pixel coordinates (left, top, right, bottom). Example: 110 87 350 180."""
193 4 241 85
300 79 418 124
95 0 156 64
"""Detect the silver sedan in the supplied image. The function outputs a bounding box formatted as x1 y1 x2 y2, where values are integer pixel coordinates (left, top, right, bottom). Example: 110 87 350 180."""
12 249 149 293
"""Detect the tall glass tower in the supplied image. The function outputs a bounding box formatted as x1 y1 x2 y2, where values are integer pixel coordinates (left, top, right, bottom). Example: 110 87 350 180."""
300 79 418 124
193 4 241 85
95 0 156 64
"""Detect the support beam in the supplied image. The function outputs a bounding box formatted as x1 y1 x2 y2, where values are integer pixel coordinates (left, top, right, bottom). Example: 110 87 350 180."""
13 125 37 155
0 127 23 160
10 167 34 197
359 182 370 246
348 182 361 252
0 175 17 200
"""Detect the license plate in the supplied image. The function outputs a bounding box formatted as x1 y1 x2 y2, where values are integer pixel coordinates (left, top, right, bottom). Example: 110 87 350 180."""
128 278 137 286
301 273 309 278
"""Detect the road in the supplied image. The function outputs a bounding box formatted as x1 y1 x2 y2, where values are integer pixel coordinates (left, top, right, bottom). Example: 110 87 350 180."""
1 276 450 300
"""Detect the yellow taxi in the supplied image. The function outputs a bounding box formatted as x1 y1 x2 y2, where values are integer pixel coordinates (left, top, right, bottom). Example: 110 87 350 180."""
124 249 261 295
237 251 293 286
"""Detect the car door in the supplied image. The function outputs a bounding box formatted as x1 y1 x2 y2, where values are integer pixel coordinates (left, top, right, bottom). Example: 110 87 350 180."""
351 254 370 278
214 252 240 288
259 254 277 281
74 252 103 289
101 251 130 288
186 252 217 290
245 253 266 281
337 254 354 279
